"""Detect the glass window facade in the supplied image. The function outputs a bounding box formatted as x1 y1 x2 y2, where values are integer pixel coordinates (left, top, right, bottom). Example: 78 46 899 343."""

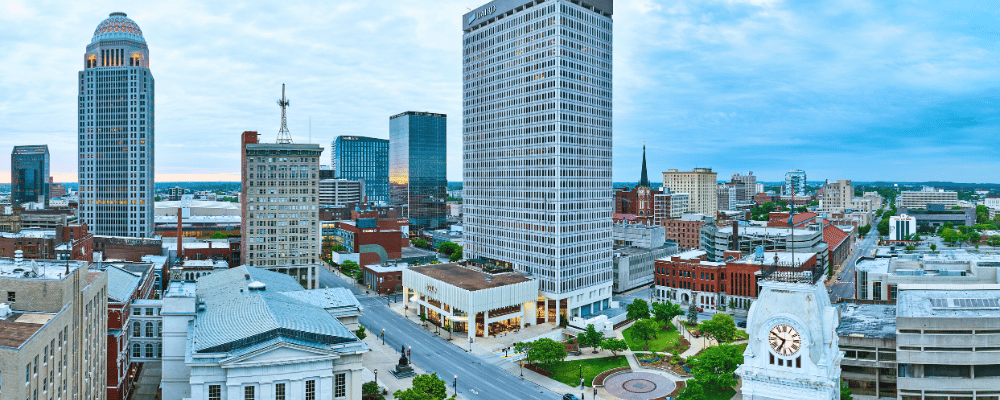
11 145 50 207
333 136 389 204
390 111 447 229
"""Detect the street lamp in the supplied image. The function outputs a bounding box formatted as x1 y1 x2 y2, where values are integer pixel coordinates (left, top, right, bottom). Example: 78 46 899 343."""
374 369 378 385
453 375 457 394
381 328 385 345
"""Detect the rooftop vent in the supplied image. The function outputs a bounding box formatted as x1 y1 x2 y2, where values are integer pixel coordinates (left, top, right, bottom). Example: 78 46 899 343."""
930 298 1000 309
0 303 11 318
247 281 266 291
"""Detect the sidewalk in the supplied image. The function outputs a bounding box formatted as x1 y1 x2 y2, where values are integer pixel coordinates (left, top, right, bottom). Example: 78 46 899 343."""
360 331 430 400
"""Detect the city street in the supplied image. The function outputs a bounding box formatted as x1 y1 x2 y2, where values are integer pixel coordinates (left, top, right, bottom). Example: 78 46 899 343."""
830 212 883 301
316 267 561 400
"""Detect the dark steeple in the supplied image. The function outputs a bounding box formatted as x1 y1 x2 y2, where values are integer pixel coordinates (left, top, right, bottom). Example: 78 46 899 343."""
638 142 650 188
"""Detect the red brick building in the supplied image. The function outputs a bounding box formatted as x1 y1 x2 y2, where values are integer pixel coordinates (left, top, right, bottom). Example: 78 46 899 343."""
661 215 708 250
0 223 92 260
331 219 407 265
104 262 158 400
654 249 818 312
614 145 659 225
361 263 406 294
93 236 163 262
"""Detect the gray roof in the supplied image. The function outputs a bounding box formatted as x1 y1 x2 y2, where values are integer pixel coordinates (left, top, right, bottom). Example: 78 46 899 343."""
278 288 362 317
897 288 1000 319
191 266 359 354
837 303 897 339
106 266 142 303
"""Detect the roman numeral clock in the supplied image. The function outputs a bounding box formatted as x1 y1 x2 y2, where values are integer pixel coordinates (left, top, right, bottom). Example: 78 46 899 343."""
736 253 843 400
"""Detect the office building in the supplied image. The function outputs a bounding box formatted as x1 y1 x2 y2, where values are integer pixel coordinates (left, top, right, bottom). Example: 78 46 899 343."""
820 179 853 211
897 189 960 209
78 12 155 238
612 222 677 293
653 192 689 224
11 145 50 207
854 250 1000 301
333 136 389 204
48 177 67 199
717 184 737 211
319 179 365 208
240 131 322 267
730 172 757 203
167 186 185 201
700 223 829 266
389 111 448 230
663 168 718 216
784 169 807 196
0 257 108 400
462 0 614 321
889 214 917 242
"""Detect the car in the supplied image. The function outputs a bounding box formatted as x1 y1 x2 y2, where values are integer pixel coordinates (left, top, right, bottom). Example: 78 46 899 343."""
737 321 747 328
563 394 581 400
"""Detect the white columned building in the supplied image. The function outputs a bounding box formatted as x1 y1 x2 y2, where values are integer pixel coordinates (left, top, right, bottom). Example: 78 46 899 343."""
461 0 615 324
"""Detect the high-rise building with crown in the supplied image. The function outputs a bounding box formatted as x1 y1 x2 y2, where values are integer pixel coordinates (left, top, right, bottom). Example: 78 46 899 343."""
78 12 155 237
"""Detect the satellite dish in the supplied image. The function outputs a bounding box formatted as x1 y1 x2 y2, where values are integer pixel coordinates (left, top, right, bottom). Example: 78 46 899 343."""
30 260 41 277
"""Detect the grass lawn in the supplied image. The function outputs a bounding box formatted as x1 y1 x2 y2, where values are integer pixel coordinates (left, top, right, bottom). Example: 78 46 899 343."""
705 387 737 400
538 356 630 388
622 320 682 352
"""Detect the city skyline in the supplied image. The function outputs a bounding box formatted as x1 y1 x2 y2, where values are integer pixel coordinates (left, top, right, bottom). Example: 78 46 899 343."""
2 1 1000 184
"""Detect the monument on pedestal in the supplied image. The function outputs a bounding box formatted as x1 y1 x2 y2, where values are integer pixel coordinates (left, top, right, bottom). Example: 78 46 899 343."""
390 344 416 378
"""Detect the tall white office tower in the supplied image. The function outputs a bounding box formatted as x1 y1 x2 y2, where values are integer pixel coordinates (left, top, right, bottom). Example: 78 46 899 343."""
462 0 614 323
78 12 155 237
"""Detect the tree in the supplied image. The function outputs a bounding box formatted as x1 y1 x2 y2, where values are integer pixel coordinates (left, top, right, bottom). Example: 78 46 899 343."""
437 242 460 256
631 318 660 351
412 239 429 249
356 325 367 340
419 312 427 327
688 344 744 392
332 244 347 252
443 321 452 340
687 301 699 324
700 313 738 344
626 298 650 320
363 381 385 400
209 231 228 239
652 301 684 329
930 243 937 251
969 231 981 244
393 373 454 400
677 379 707 400
840 380 853 400
341 260 360 272
989 236 1000 247
449 247 463 262
857 224 871 236
524 338 568 365
578 324 605 352
600 338 627 358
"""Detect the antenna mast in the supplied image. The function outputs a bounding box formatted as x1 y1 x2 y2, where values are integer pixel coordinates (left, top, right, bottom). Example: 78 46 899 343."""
276 84 292 144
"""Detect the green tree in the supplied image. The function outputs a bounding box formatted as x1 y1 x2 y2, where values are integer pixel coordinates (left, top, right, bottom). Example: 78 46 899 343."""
341 260 360 272
600 338 628 358
857 224 871 236
841 380 853 400
652 301 684 329
419 312 427 327
687 301 699 324
930 243 937 251
688 344 744 392
631 318 660 351
393 373 454 400
626 298 650 320
700 313 738 344
209 231 228 239
443 321 452 340
412 239 428 249
877 218 890 236
578 324 605 352
525 338 568 365
332 244 347 252
437 242 460 256
449 247 463 262
989 236 1000 247
356 325 367 340
941 228 960 245
978 205 991 224
677 379 707 400
969 231 981 244
363 381 385 400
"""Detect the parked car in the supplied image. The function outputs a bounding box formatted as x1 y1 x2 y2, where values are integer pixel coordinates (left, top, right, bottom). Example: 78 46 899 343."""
563 394 581 400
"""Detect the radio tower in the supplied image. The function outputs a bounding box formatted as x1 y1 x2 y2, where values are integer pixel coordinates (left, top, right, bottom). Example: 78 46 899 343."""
276 83 293 144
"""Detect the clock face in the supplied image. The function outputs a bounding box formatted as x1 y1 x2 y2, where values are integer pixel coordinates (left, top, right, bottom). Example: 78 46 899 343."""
768 324 801 356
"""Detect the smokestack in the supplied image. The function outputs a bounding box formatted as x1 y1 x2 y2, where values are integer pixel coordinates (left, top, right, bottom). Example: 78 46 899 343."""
177 208 184 261
732 222 740 252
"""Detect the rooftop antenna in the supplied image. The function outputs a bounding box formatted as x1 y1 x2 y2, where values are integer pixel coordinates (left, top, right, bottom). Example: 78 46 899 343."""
276 84 293 144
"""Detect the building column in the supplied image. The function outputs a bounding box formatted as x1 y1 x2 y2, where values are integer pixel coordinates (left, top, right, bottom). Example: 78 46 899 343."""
554 298 560 325
403 286 409 307
544 298 549 324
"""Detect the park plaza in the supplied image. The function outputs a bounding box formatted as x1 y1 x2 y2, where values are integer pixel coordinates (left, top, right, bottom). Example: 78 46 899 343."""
402 262 539 337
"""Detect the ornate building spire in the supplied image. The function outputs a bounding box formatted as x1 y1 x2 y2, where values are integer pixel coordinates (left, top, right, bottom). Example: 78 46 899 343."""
638 142 650 188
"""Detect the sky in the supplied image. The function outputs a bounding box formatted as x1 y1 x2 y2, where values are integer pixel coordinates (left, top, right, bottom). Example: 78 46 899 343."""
1 0 999 184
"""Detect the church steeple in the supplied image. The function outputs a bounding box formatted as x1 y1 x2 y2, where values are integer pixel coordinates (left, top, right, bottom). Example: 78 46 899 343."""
638 142 650 188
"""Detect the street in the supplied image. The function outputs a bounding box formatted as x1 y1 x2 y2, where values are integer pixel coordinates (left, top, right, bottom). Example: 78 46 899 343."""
830 212 883 301
317 267 561 400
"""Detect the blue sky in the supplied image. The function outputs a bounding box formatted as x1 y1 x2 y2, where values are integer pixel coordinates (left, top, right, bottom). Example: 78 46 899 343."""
1 0 998 183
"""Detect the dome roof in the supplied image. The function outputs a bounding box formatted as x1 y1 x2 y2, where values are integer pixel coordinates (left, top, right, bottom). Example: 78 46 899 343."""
92 12 144 44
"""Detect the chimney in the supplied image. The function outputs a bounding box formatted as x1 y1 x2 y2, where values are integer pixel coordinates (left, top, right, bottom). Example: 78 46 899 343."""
731 222 740 252
177 208 184 261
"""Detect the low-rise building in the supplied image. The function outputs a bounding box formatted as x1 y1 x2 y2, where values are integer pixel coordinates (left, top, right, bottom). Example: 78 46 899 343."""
836 302 898 399
897 189 959 209
361 263 407 295
854 250 1000 301
653 192 689 224
319 178 365 208
402 262 540 336
700 223 829 266
889 214 918 241
898 205 975 229
103 263 158 400
613 245 677 294
662 213 710 250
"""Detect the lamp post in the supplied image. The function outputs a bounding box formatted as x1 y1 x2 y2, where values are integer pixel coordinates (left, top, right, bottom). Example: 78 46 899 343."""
520 360 524 378
453 375 457 395
374 369 378 385
381 328 385 345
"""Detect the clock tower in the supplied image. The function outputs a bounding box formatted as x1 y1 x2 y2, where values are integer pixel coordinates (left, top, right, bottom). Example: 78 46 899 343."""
737 252 842 400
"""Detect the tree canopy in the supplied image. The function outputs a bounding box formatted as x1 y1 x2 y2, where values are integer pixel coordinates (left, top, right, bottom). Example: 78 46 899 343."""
524 338 568 365
687 302 699 324
700 313 738 344
652 301 683 329
578 324 605 351
626 298 650 320
688 344 744 392
393 373 454 400
437 242 461 256
631 318 660 351
600 338 628 358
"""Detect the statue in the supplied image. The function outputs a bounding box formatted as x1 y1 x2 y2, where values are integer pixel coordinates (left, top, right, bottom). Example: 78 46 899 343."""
390 343 415 378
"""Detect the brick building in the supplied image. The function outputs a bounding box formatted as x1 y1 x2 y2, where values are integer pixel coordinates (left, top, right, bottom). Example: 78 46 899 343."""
662 213 711 250
654 249 818 313
93 236 163 262
329 219 407 265
360 263 407 295
767 212 854 271
103 262 158 400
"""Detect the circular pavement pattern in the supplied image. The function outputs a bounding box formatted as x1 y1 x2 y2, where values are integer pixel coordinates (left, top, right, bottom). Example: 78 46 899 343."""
604 371 676 400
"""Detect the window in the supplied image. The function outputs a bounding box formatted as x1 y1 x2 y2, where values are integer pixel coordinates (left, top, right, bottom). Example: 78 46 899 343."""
7 291 14 302
132 344 140 358
133 322 141 337
208 385 221 400
275 383 286 400
333 374 345 398
132 307 140 316
145 322 153 337
145 344 153 358
244 386 255 400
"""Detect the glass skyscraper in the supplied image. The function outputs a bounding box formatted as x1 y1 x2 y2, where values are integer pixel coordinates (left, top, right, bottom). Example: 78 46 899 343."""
78 12 155 237
11 145 50 207
389 111 447 230
333 136 389 204
462 0 614 321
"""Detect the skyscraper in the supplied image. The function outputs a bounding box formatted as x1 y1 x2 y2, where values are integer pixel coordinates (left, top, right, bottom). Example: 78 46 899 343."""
333 136 389 204
11 145 50 206
389 111 447 230
784 169 807 196
462 0 614 321
78 12 155 237
663 168 717 216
